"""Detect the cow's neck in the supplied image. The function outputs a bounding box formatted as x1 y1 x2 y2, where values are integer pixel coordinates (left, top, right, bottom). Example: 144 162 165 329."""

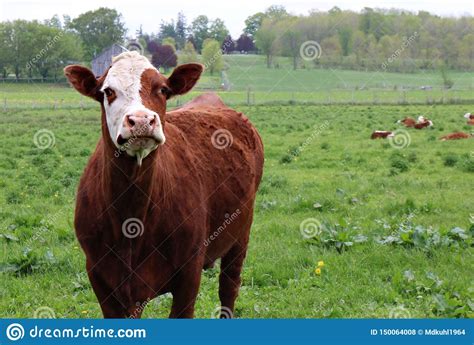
99 111 166 221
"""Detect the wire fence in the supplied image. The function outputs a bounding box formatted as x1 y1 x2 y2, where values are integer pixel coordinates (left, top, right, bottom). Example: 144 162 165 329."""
2 92 474 111
2 80 474 110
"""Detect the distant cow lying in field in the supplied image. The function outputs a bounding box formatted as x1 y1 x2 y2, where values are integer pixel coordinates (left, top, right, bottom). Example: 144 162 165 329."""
397 117 416 127
465 113 474 125
440 132 472 141
64 51 264 318
414 116 433 129
371 130 394 139
397 116 433 129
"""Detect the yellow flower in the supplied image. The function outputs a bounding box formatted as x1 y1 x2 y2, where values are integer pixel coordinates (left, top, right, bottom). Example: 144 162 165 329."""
315 268 322 275
317 261 325 268
81 310 88 314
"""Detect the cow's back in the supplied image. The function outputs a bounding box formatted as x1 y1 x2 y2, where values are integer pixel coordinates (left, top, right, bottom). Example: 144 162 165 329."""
165 102 264 261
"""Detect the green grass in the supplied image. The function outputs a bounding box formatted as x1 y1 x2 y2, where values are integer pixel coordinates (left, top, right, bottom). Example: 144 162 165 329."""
0 103 473 318
1 54 473 108
224 54 474 91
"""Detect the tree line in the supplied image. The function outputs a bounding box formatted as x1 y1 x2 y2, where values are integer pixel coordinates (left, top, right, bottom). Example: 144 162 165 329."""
0 6 472 81
251 6 474 72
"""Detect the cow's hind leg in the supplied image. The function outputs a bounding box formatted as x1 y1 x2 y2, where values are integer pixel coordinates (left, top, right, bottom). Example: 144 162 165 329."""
218 241 248 318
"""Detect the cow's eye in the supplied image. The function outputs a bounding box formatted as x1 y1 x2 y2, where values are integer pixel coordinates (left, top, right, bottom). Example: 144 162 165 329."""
159 87 170 96
104 87 114 97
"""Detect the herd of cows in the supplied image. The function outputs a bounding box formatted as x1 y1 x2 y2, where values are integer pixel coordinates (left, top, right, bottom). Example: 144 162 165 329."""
371 113 474 140
58 50 472 318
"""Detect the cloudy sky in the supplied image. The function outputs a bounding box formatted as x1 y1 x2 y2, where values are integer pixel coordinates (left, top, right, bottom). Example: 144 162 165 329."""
0 0 472 37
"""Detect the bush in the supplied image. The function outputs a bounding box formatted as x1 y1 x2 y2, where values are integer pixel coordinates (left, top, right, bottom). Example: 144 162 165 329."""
443 153 458 167
461 157 474 173
390 153 410 173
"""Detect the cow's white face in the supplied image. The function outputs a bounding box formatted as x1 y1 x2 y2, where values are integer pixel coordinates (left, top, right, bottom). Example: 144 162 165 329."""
64 53 203 166
102 52 165 164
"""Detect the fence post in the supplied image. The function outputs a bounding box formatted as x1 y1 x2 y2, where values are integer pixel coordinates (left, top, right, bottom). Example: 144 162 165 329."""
247 87 251 106
3 98 6 112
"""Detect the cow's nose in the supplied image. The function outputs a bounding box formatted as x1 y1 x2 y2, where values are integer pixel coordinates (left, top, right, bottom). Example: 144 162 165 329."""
124 112 157 132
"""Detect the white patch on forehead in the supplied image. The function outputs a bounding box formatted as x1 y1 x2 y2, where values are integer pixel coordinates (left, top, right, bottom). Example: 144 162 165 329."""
100 51 165 157
103 51 158 97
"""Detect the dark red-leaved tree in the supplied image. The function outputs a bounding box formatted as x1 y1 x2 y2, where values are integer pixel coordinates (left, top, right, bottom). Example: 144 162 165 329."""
221 35 235 54
151 45 177 72
147 40 160 54
236 34 255 53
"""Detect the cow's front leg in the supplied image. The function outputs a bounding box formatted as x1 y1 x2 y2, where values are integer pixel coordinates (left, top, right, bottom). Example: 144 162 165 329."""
169 261 203 318
86 260 128 318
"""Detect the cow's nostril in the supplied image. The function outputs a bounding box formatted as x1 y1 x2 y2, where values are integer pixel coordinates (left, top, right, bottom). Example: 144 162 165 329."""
149 118 155 127
128 117 135 127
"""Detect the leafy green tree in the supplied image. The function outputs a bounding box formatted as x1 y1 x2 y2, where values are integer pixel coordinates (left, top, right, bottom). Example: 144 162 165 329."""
28 24 77 80
175 12 187 49
179 41 199 64
201 39 223 75
162 37 176 51
3 20 38 79
209 18 229 44
255 19 277 68
265 5 290 21
244 12 265 38
276 17 302 70
338 27 352 56
158 20 177 42
190 15 209 51
0 20 82 80
69 7 126 60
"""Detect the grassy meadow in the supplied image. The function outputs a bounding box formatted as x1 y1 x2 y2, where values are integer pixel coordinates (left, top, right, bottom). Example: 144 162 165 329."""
1 55 473 108
0 99 473 318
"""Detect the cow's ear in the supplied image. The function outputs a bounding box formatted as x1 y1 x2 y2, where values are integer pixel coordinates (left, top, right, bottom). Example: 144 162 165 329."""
167 63 203 97
64 65 103 102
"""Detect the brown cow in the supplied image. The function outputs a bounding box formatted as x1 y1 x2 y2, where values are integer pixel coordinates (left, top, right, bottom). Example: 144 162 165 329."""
465 113 474 125
371 130 394 139
440 132 472 141
397 117 416 127
414 116 433 129
64 52 264 318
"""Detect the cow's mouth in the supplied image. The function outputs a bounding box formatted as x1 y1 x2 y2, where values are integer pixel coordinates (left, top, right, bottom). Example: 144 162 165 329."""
116 134 163 146
116 134 165 166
